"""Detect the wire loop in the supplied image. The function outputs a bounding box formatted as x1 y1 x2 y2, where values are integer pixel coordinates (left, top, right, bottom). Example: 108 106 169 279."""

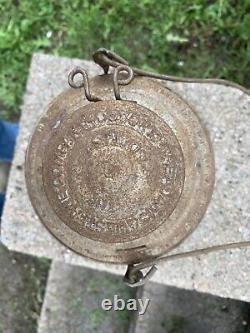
68 66 101 102
124 265 157 287
113 65 134 100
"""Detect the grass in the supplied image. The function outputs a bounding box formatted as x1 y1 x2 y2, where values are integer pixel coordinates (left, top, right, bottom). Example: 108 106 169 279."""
0 0 249 120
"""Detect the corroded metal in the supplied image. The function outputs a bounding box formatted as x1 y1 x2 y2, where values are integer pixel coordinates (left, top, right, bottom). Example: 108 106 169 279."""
25 74 215 264
43 100 184 243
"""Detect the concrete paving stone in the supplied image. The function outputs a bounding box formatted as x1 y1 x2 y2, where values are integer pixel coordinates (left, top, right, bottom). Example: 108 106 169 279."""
0 243 49 333
38 261 135 333
132 283 250 333
1 53 250 301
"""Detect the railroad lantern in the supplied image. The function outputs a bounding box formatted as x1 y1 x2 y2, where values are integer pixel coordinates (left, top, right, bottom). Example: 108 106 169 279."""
25 49 215 285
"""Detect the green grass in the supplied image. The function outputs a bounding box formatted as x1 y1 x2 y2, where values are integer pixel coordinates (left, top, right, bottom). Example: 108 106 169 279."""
0 0 249 120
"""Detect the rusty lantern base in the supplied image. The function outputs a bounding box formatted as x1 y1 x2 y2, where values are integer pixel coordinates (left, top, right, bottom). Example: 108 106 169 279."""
26 75 214 264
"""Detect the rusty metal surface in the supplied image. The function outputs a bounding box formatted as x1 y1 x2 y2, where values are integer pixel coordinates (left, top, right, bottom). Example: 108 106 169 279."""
25 75 214 264
43 100 185 243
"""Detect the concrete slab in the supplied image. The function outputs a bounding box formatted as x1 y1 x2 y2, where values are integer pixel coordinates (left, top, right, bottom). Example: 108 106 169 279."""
131 283 249 333
0 243 49 333
1 53 250 301
38 261 134 333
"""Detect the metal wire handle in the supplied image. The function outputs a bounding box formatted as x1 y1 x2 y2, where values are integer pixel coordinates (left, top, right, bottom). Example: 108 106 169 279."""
91 48 250 287
93 48 250 96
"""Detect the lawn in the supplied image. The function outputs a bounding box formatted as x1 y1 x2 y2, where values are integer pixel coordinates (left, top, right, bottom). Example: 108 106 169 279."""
0 0 249 120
